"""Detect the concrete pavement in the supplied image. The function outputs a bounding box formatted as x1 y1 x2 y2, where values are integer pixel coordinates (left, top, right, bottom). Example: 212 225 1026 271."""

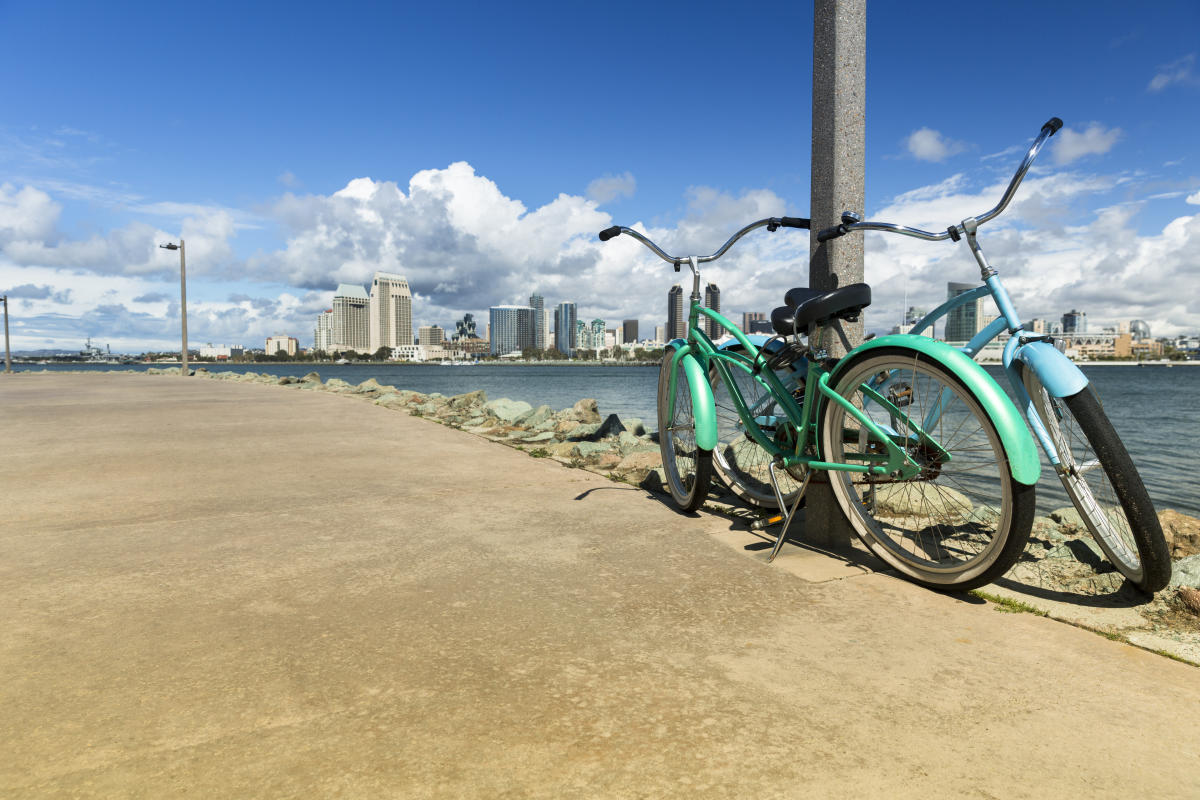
2 373 1198 798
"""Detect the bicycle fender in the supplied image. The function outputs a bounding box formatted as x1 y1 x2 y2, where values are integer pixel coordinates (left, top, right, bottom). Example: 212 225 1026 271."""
834 335 1041 485
1013 340 1088 398
677 351 718 452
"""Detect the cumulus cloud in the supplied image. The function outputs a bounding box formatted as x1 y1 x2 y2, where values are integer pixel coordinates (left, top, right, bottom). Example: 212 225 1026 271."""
1187 190 1200 205
905 128 967 162
586 172 636 204
1148 53 1199 92
1052 123 1121 165
0 183 61 245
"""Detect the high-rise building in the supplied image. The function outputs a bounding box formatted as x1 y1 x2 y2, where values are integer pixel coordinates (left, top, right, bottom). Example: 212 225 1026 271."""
591 319 605 350
543 309 554 350
529 293 546 350
368 272 413 353
332 283 370 353
704 283 722 338
555 302 577 356
265 335 299 357
313 310 334 353
489 305 535 355
654 325 665 343
742 312 765 332
667 284 685 341
945 282 985 343
454 313 478 340
622 319 638 344
1028 318 1047 334
1062 309 1087 335
419 325 445 346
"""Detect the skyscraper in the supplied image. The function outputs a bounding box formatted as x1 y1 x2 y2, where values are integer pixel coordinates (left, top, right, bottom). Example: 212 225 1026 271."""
667 284 685 341
555 302 576 356
454 313 478 340
622 319 638 344
489 305 535 355
332 283 370 352
368 272 413 353
704 283 722 338
742 312 765 332
1062 309 1087 335
418 325 445 346
313 309 333 353
945 282 984 343
529 293 545 350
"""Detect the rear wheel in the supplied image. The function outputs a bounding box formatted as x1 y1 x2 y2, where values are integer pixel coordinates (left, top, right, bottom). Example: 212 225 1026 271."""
1022 369 1171 592
657 346 712 512
820 348 1034 591
709 347 804 508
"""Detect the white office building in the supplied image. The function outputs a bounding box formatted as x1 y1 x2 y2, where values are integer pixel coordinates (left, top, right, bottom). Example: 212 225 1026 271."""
490 305 535 355
369 272 413 354
332 284 370 353
265 335 299 357
419 325 445 346
313 310 334 353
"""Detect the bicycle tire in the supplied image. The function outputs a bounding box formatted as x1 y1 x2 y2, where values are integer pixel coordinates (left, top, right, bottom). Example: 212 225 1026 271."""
709 346 803 508
1022 368 1171 592
820 348 1035 591
657 346 713 511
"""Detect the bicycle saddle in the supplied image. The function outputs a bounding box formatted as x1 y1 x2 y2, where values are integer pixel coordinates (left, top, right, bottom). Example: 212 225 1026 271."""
770 283 872 335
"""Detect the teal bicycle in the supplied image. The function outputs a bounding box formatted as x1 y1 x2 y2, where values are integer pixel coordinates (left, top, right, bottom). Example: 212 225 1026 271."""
816 118 1172 593
599 219 1041 591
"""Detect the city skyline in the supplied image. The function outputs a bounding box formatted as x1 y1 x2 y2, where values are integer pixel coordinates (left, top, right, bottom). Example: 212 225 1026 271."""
3 2 1199 352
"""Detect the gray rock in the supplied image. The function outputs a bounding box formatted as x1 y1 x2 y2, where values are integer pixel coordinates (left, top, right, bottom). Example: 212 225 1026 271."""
565 423 601 441
576 441 615 459
324 378 354 392
301 371 322 384
617 431 643 455
483 398 534 423
520 431 557 443
872 483 972 523
1169 554 1200 589
594 413 626 439
356 378 389 393
515 404 554 427
571 398 601 424
622 418 647 436
448 389 487 409
1050 507 1087 533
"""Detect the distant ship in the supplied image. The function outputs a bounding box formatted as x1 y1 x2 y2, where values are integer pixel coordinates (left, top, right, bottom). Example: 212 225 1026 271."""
79 338 133 364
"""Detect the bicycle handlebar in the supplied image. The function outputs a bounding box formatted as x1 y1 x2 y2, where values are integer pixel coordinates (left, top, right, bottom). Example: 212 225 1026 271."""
597 216 809 266
819 117 1064 244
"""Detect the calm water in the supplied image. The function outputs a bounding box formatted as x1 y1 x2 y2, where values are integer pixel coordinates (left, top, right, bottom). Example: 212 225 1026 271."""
16 361 1200 517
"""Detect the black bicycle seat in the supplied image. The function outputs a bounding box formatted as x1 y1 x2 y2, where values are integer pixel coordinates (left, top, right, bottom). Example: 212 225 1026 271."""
771 283 872 335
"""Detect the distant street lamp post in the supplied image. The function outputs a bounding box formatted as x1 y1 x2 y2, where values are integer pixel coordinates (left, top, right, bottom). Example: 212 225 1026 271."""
159 239 188 375
2 294 11 373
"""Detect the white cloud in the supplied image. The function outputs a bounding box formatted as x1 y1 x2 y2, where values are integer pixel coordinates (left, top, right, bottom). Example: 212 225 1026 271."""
0 183 61 245
586 172 636 204
905 128 967 162
1148 53 1199 92
1187 190 1200 205
1052 123 1121 165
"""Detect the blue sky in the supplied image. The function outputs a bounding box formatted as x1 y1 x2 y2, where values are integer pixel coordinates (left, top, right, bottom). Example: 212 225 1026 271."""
2 0 1198 352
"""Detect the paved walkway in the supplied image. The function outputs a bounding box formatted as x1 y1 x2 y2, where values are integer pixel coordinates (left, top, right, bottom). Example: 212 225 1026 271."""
2 374 1198 798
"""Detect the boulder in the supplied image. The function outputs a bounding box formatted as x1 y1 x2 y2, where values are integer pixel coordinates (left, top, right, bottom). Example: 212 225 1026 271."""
622 418 647 436
277 376 298 385
554 418 582 436
324 378 354 392
617 431 643 455
483 398 534 423
1159 509 1200 559
871 483 972 524
356 378 389 393
1169 553 1200 589
515 404 554 428
570 398 601 424
520 431 557 444
448 389 487 409
593 413 627 440
565 423 602 441
301 371 322 384
576 441 616 460
615 450 663 478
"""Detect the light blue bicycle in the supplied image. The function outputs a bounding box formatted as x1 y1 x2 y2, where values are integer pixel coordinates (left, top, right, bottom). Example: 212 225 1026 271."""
816 118 1171 592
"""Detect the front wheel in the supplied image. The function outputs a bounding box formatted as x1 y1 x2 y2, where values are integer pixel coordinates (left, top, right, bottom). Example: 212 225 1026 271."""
657 346 713 512
1022 369 1171 592
819 348 1035 591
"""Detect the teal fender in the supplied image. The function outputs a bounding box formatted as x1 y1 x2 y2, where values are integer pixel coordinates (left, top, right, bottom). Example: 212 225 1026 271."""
829 335 1041 485
670 348 717 451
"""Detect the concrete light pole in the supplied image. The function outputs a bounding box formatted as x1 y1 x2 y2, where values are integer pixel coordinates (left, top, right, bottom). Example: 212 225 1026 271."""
159 239 189 375
807 0 866 547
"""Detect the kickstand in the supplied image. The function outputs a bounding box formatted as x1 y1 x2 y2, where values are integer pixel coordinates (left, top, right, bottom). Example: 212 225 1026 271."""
766 461 812 563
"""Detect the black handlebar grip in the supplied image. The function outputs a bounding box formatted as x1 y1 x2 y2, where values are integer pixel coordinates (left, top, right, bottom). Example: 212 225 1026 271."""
779 216 811 229
816 225 845 243
1042 117 1064 136
598 226 622 242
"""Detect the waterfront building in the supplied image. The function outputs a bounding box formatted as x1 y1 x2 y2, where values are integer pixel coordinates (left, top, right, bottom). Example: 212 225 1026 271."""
704 283 723 338
332 283 370 353
199 343 244 360
622 319 638 344
1028 318 1047 334
747 319 774 335
591 319 605 350
543 309 554 350
667 285 685 341
654 324 665 343
265 335 299 357
489 305 535 355
454 313 479 340
529 293 546 350
419 325 445 346
742 312 765 332
605 330 617 349
555 302 577 356
368 272 413 354
1130 320 1151 341
1062 309 1087 335
945 282 986 344
314 310 334 353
